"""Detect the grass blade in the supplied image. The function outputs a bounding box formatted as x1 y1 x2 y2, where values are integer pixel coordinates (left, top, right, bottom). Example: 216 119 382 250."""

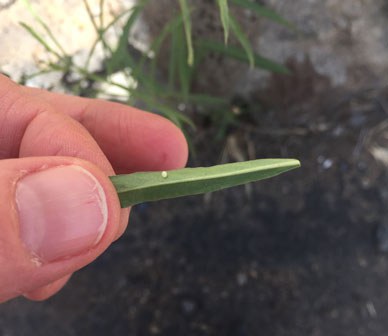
84 7 135 70
176 27 191 99
199 40 290 74
178 0 194 66
21 0 67 56
230 0 294 29
217 0 230 43
82 0 100 35
229 14 254 68
37 20 67 57
106 4 144 73
144 14 183 92
99 0 105 28
110 158 300 207
154 102 195 129
82 0 113 56
184 93 227 106
19 22 62 59
168 22 179 90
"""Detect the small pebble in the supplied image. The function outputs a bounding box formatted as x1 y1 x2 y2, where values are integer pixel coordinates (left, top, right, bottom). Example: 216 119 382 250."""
149 325 160 334
181 299 196 315
237 272 248 286
322 158 333 169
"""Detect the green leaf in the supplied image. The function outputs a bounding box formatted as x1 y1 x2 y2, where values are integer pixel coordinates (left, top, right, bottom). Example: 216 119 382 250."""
229 14 254 68
230 0 295 30
198 40 290 74
178 0 194 66
217 0 230 44
110 158 300 207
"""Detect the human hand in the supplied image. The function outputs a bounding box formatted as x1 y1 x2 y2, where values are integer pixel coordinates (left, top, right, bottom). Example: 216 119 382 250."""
0 74 188 303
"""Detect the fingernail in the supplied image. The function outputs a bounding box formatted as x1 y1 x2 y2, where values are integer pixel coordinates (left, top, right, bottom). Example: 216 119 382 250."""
16 165 108 263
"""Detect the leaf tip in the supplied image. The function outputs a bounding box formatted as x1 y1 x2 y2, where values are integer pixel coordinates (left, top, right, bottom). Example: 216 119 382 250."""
287 159 301 169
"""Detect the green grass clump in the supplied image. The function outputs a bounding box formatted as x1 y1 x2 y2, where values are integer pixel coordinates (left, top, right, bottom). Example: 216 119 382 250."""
20 0 292 133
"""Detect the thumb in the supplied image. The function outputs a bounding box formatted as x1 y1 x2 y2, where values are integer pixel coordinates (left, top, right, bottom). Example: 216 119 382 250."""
0 156 121 303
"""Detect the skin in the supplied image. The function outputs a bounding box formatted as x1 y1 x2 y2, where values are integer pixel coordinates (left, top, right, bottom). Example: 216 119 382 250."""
0 74 188 302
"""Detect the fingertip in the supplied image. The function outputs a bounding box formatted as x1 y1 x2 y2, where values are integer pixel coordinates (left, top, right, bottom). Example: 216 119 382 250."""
167 122 189 169
114 111 189 174
114 208 131 241
147 116 189 170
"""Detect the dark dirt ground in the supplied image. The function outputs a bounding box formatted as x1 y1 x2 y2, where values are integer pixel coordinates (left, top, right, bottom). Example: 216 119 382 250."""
2 65 388 336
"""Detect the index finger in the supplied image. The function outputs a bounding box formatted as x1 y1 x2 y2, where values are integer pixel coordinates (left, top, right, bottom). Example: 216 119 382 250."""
24 87 189 174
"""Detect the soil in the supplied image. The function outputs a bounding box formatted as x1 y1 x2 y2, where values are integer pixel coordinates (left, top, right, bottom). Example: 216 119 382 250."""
2 61 388 336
